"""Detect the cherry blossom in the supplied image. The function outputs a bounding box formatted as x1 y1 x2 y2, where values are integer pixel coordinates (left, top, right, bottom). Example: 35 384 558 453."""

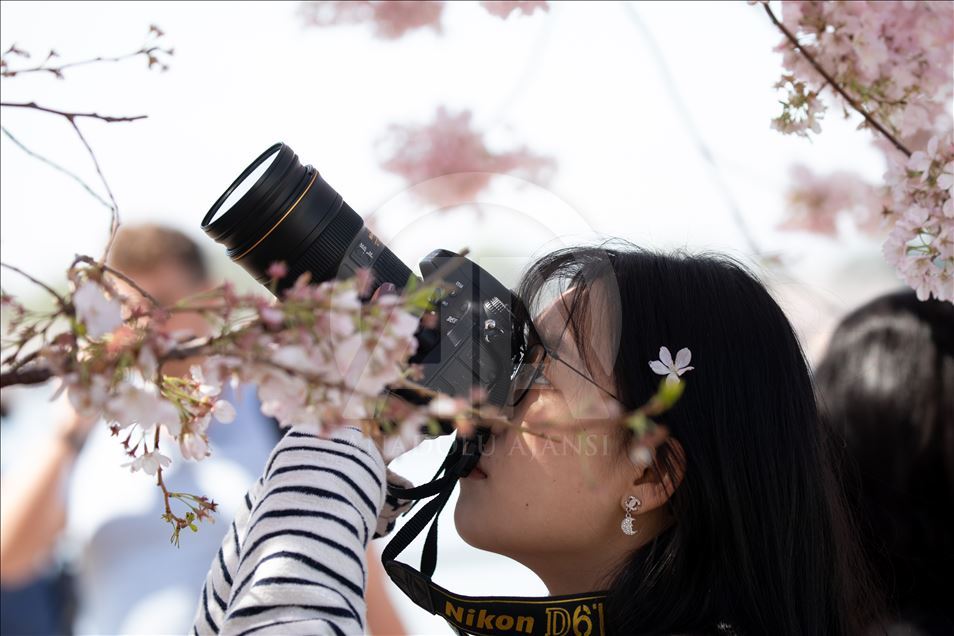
123 450 172 476
480 1 549 19
649 347 695 385
106 383 182 435
377 106 555 207
266 261 288 280
179 431 210 461
781 165 889 236
628 443 653 470
772 1 953 142
212 399 236 424
380 411 429 462
763 1 954 303
771 75 825 138
299 1 445 40
881 131 954 302
72 279 123 338
428 393 467 419
67 374 111 418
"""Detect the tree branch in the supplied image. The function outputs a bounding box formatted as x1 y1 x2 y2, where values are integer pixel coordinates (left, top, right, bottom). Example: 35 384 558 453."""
0 363 55 388
65 120 120 260
1 126 112 210
1 45 172 79
0 101 147 123
0 262 67 307
761 2 912 158
0 102 140 261
72 255 160 307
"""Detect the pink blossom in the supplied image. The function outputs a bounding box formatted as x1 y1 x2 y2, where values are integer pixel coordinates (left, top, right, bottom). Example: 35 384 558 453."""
771 78 824 137
67 374 111 418
771 1 953 141
137 344 159 380
105 384 182 436
428 394 466 419
628 443 654 470
881 131 954 302
781 164 889 236
258 304 284 330
189 364 221 397
266 261 288 280
480 1 549 19
380 411 428 462
123 450 172 475
73 280 123 338
649 347 695 385
179 432 210 461
212 399 236 424
299 1 445 40
767 1 953 302
377 106 555 207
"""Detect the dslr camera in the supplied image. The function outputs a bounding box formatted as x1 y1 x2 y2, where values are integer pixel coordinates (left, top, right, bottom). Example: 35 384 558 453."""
201 143 522 417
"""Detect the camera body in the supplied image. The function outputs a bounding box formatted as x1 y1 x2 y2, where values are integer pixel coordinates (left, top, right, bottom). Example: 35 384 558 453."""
202 143 519 414
413 248 515 408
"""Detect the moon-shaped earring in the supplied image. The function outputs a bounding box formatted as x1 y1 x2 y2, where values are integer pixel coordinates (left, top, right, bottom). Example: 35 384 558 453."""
621 495 641 536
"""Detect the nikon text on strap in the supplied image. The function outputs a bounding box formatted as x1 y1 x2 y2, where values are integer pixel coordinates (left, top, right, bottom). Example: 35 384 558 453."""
381 430 609 636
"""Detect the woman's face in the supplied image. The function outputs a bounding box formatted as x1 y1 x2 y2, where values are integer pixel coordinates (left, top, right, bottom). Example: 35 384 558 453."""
454 289 642 591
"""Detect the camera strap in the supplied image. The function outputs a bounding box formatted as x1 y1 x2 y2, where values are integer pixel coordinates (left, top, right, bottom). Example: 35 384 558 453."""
381 431 609 636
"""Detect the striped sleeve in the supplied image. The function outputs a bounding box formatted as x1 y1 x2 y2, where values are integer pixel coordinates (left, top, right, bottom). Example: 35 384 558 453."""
193 424 388 636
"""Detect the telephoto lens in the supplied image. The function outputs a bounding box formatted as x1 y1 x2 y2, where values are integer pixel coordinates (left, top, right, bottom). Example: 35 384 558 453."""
202 143 414 294
201 142 520 425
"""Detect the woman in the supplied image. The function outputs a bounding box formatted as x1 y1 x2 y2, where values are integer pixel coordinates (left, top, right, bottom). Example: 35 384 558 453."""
194 243 882 635
814 290 954 634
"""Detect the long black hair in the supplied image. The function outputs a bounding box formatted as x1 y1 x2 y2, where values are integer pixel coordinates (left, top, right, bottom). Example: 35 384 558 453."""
512 242 882 635
815 290 954 634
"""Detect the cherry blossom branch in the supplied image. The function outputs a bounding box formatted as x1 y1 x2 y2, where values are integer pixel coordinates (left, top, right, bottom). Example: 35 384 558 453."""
0 102 129 262
0 101 147 124
1 126 113 210
0 363 54 388
0 262 67 307
1 29 170 262
623 3 843 316
156 464 174 518
66 120 122 259
760 2 911 158
71 255 161 306
0 37 172 79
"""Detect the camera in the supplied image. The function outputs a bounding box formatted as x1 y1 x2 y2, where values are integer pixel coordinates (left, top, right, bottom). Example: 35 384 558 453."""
201 142 520 414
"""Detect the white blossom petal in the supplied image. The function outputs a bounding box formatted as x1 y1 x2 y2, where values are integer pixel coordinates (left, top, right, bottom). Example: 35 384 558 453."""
649 360 671 375
673 347 692 370
73 281 123 339
212 399 237 424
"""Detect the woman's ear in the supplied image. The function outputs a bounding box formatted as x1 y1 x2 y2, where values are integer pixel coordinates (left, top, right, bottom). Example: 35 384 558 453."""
626 435 686 514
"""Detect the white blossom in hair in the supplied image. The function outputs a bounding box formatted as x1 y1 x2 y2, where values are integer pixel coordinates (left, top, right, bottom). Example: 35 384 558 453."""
649 346 695 384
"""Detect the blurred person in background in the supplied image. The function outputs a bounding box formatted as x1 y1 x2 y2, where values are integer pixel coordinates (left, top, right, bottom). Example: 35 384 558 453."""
1 398 76 635
0 224 405 635
815 290 954 635
1 224 277 634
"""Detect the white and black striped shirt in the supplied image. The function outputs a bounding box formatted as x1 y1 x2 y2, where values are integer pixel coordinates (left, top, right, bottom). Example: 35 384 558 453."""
192 425 411 636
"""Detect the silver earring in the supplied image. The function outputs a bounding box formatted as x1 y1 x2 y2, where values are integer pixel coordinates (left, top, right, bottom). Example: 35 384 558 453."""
621 495 641 536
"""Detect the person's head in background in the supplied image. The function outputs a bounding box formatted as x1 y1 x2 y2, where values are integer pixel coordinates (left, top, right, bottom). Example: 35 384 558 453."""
107 223 211 377
815 289 954 635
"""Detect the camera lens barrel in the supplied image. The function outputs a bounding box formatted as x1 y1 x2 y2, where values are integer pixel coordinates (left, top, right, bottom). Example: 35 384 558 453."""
202 143 414 294
201 142 518 415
